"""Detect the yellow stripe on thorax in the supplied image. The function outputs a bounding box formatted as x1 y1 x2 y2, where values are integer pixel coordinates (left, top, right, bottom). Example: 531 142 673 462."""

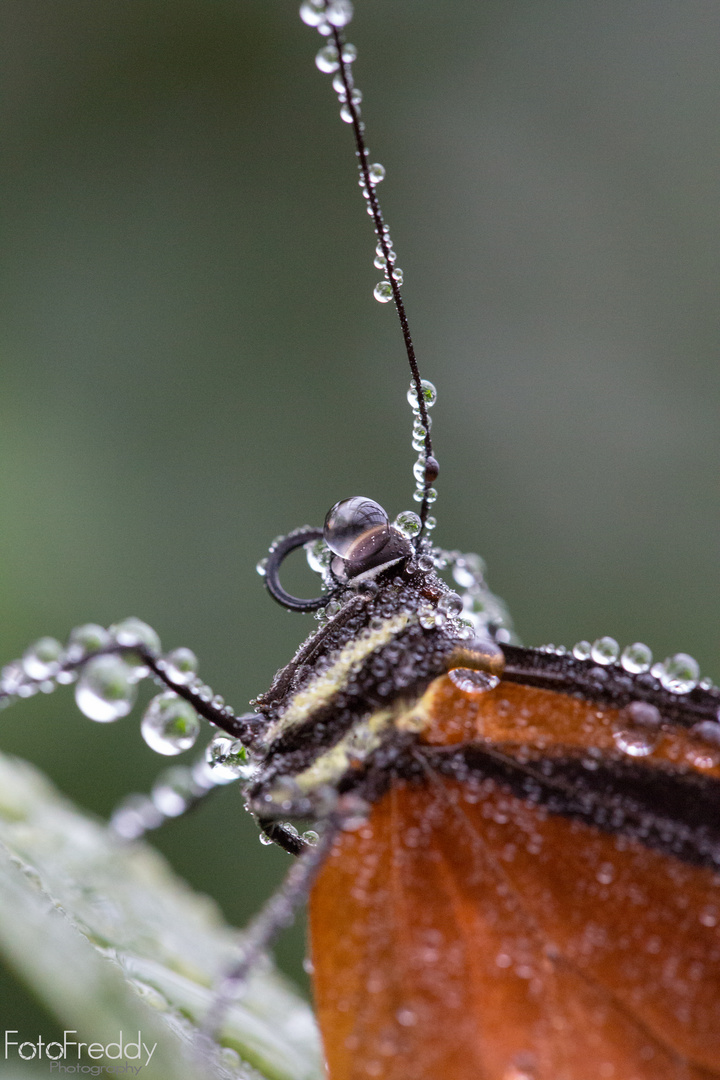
292 706 394 793
265 612 412 743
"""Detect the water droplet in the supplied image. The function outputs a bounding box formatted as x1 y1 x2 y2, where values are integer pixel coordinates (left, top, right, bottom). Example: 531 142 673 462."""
596 861 615 885
396 1007 417 1027
620 700 662 730
452 553 485 589
111 617 161 653
572 640 591 661
368 162 385 184
302 829 320 846
141 692 200 756
393 511 421 538
688 721 720 768
391 267 404 285
620 641 653 674
700 676 715 690
22 637 64 680
449 668 501 694
613 725 660 760
129 978 169 1011
374 280 393 303
259 832 274 846
374 254 387 270
163 646 199 686
315 44 339 73
1 661 25 694
305 536 330 573
659 652 699 694
700 905 718 927
67 623 111 661
407 379 437 411
410 453 433 483
412 486 438 504
425 515 437 531
219 1047 241 1069
256 557 268 576
341 42 357 63
418 605 437 629
438 592 463 618
75 655 137 722
205 735 249 782
503 1067 537 1080
110 794 162 839
111 617 161 679
590 636 619 665
324 497 390 560
151 767 200 817
340 103 355 123
326 0 354 27
299 0 328 27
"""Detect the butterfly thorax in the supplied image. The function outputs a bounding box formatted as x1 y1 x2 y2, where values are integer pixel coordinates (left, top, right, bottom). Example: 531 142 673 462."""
245 499 505 821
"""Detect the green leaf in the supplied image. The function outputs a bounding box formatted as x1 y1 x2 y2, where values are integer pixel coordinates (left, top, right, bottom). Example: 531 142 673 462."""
0 751 322 1080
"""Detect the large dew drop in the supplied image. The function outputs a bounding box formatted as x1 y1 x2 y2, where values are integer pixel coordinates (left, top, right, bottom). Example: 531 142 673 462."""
659 652 699 694
75 655 137 722
141 692 200 756
373 280 393 303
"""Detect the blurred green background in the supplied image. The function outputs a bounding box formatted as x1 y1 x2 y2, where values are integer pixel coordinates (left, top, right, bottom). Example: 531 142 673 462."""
1 0 720 1035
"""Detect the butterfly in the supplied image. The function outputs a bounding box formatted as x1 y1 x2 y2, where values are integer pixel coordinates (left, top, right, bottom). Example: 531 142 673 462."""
1 2 720 1080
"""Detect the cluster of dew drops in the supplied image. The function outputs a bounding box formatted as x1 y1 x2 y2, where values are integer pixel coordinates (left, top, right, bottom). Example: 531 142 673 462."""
300 0 403 307
539 634 720 767
300 2 444 519
0 618 260 839
294 371 514 643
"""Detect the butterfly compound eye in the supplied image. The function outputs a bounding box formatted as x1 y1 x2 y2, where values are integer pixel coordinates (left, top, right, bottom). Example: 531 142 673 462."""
323 497 391 564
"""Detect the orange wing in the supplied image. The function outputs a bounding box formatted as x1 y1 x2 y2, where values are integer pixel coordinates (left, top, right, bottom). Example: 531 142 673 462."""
309 679 720 1080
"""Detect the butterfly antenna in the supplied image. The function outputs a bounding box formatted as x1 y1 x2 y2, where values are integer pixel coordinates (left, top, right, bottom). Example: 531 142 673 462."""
301 2 438 546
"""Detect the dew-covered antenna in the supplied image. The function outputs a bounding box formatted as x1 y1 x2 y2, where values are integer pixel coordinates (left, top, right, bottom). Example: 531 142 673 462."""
300 0 439 545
